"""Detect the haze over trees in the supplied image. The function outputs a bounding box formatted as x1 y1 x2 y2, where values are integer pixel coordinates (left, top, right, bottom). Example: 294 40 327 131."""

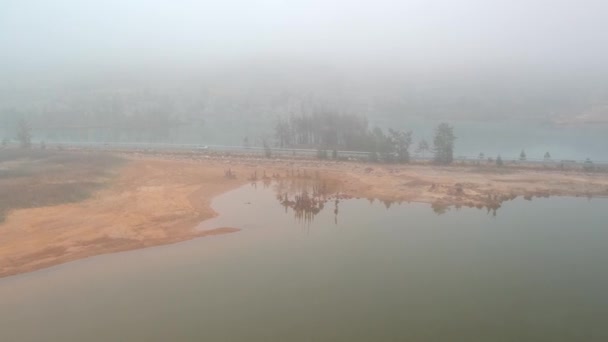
273 117 467 167
0 0 607 162
272 111 418 163
273 112 370 151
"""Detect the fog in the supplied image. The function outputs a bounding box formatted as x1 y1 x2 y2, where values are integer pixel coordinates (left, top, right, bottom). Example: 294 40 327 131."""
2 0 608 158
3 0 608 70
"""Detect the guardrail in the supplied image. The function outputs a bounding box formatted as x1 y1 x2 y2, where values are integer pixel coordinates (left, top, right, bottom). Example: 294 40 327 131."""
29 141 608 165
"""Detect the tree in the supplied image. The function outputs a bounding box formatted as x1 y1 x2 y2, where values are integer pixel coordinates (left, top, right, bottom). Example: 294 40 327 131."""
433 123 456 165
519 149 527 161
416 139 430 158
243 136 250 148
276 111 370 150
16 119 32 149
496 155 504 167
544 152 551 161
388 129 413 163
371 127 392 162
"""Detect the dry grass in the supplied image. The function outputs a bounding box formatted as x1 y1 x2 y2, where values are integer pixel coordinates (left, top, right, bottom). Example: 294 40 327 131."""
0 149 123 222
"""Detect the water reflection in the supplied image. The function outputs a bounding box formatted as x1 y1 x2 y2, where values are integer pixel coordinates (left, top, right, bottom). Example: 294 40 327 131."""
268 176 515 222
273 176 343 225
429 192 559 217
4 188 608 342
245 170 347 225
251 170 576 221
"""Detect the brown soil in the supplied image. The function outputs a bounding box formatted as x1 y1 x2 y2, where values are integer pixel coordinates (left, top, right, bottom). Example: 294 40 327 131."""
2 153 608 278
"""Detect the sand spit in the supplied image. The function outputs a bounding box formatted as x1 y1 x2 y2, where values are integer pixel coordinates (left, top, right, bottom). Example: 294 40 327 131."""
1 154 607 278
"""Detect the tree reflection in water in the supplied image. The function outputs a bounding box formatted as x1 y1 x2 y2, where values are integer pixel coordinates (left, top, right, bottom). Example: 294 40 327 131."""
272 173 343 225
257 169 539 223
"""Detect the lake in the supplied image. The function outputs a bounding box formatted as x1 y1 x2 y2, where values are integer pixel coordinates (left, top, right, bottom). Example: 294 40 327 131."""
0 180 607 341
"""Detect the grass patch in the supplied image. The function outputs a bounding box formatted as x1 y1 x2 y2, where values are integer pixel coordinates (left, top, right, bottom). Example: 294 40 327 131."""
0 149 123 222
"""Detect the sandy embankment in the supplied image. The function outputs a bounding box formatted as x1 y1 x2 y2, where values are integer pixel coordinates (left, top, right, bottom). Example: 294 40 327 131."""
0 158 250 278
1 155 608 278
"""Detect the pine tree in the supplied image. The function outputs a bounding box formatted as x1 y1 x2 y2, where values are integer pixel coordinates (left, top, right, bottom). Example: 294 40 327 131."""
433 123 456 165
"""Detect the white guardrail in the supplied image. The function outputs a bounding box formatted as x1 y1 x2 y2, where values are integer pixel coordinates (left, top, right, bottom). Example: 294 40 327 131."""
32 141 608 165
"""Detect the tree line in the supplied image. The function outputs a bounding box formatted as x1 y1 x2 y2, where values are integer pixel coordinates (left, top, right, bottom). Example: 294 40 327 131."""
273 112 456 164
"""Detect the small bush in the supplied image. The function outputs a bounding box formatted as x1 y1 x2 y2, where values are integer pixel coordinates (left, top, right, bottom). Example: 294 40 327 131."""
583 158 595 172
496 155 504 167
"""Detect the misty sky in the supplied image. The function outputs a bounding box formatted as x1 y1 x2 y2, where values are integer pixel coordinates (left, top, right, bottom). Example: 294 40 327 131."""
2 0 608 74
2 0 608 159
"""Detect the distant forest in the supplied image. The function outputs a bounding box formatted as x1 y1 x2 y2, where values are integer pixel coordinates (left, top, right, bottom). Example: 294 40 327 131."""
1 65 606 146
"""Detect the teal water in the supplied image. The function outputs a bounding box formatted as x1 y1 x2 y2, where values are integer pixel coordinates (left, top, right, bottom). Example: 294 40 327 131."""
18 118 608 161
179 118 608 161
0 181 607 341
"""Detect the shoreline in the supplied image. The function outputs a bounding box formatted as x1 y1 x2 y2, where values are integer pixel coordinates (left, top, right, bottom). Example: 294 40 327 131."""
1 154 608 278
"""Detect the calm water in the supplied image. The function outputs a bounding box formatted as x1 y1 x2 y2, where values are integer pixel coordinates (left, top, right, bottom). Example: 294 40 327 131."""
0 181 607 341
22 118 608 161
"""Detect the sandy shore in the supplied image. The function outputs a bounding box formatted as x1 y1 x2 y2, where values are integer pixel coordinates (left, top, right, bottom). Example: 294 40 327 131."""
1 154 608 278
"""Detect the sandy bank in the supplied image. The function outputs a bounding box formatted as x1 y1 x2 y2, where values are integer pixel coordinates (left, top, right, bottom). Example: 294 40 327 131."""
0 158 248 278
1 154 608 278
